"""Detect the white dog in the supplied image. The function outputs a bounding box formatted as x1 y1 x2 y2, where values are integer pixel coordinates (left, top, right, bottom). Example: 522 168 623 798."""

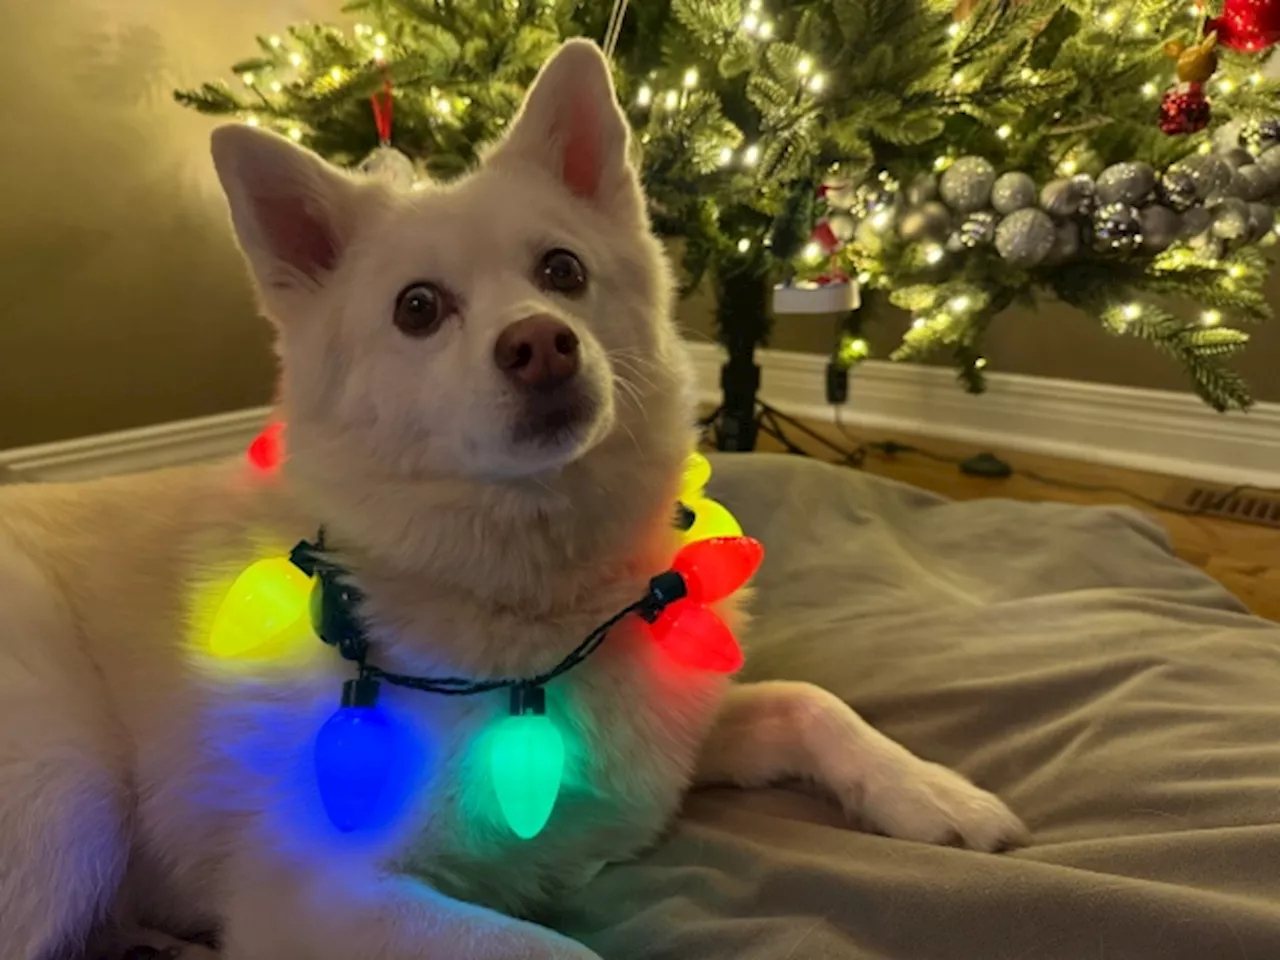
0 41 1026 960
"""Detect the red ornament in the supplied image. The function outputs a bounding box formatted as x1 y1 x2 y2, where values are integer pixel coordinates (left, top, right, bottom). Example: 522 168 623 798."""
810 220 841 254
247 421 286 472
1159 85 1212 135
643 536 764 674
1210 0 1280 53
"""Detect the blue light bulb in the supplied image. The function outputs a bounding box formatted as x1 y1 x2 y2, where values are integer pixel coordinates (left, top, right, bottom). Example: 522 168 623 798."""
314 678 395 832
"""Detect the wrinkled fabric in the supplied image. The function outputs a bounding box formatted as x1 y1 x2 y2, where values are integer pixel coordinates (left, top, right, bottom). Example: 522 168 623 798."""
557 454 1280 960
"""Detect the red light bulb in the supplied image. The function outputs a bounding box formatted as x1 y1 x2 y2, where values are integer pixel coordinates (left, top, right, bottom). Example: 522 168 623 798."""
248 421 286 472
645 603 743 674
671 537 764 605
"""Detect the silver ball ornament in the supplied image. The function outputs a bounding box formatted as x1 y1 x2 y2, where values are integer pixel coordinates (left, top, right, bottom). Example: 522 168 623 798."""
1177 155 1234 199
1139 205 1181 253
1040 178 1083 217
1230 164 1276 202
906 173 940 206
357 146 417 189
992 172 1038 215
995 208 1056 267
1212 198 1251 241
1248 202 1276 241
898 202 952 243
1180 207 1213 238
1092 202 1143 253
1257 145 1280 178
939 157 997 213
1044 221 1081 264
1222 148 1255 169
1096 162 1156 206
955 210 998 248
1157 168 1198 212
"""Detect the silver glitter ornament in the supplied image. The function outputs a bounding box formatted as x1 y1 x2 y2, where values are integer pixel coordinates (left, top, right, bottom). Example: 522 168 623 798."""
1189 231 1226 260
1180 207 1212 238
1222 148 1255 169
1230 164 1275 202
898 202 952 243
995 208 1056 267
1139 205 1181 253
939 157 997 213
991 172 1037 215
1072 174 1098 216
1040 178 1083 217
1091 203 1143 253
1241 118 1280 155
906 173 939 206
358 145 417 189
1212 198 1251 241
1248 202 1276 241
1096 162 1156 206
1044 221 1081 264
1156 168 1197 212
955 210 997 248
1257 145 1280 178
1176 155 1233 199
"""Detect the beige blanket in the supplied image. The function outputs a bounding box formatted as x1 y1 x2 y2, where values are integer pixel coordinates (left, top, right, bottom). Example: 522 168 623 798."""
555 454 1280 959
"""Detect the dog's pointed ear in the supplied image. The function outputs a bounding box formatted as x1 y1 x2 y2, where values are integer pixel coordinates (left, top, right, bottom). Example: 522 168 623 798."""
486 40 642 221
211 125 367 293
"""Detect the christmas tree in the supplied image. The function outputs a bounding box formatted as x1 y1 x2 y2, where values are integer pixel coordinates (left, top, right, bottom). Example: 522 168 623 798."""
178 0 1280 411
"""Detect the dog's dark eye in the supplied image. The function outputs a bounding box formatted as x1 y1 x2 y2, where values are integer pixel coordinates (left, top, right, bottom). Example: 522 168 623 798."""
393 282 454 337
538 249 588 296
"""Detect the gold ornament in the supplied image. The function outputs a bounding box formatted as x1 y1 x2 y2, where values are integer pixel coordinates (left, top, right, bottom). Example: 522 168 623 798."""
1165 32 1219 86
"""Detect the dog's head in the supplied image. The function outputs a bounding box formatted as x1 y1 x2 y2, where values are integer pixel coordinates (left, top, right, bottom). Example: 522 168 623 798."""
213 41 690 486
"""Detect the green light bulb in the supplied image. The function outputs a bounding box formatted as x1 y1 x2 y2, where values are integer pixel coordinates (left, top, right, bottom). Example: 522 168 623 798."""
490 687 564 840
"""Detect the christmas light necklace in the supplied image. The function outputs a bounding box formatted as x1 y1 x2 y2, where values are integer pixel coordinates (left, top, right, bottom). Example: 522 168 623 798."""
209 430 759 839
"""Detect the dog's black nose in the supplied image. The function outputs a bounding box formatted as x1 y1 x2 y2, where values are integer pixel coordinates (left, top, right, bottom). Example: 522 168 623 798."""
494 315 580 389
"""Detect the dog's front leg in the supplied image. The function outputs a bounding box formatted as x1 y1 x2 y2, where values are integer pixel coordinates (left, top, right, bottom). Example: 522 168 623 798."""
696 680 1029 851
220 850 600 960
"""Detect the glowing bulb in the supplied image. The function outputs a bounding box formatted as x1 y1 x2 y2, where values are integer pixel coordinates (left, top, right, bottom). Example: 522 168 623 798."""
950 295 972 313
737 237 751 253
270 80 283 93
681 453 712 500
719 146 734 165
289 52 303 67
1229 264 1246 279
354 24 370 36
1122 303 1141 321
1198 141 1213 155
683 68 698 88
314 679 409 833
797 57 813 76
269 35 282 48
975 357 988 370
636 84 652 106
951 71 964 87
329 67 344 82
683 498 743 543
749 0 762 10
912 317 927 330
869 210 892 231
643 603 743 674
288 127 303 141
948 22 961 37
491 687 564 840
242 72 256 86
1060 158 1079 175
759 20 774 38
1251 72 1264 86
1142 82 1158 97
1101 10 1119 28
436 98 451 114
1220 79 1236 93
934 156 952 171
246 115 261 128
1134 20 1149 35
743 144 760 165
672 537 764 605
374 48 386 64
1188 3 1200 15
374 32 388 47
663 90 679 109
924 245 945 264
742 12 759 32
209 556 313 659
803 242 823 262
808 73 825 92
1202 309 1222 327
856 271 872 284
996 124 1012 139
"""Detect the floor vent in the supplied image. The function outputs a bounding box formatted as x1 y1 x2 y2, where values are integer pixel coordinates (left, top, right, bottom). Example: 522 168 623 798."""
1170 482 1280 529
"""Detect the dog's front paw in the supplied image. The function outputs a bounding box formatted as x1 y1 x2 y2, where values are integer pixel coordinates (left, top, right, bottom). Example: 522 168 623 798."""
851 758 1028 852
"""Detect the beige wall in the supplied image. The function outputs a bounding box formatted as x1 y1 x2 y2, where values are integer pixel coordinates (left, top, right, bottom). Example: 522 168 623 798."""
1 1 1275 452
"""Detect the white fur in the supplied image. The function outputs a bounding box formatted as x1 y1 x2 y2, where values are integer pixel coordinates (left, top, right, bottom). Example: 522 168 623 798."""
0 41 1025 960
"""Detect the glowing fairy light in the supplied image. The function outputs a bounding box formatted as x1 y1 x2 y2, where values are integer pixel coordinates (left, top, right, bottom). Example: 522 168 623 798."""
289 52 304 67
742 12 759 33
808 74 825 93
288 126 303 141
797 57 813 76
975 357 988 370
329 67 344 82
737 238 751 253
269 35 282 48
1122 303 1141 322
636 85 652 107
924 245 945 265
270 80 283 93
912 317 927 330
1101 9 1120 28
1134 20 1149 35
1142 82 1158 97
242 72 256 86
1060 158 1079 176
948 22 961 37
743 144 760 165
934 155 953 171
759 21 774 38
1229 264 1246 279
663 90 679 109
374 32 388 47
950 296 973 313
996 124 1012 139
802 242 822 263
1201 309 1222 327
718 146 734 165
246 115 260 127
683 68 698 88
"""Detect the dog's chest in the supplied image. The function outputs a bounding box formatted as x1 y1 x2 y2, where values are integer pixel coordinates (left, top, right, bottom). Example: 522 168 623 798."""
384 619 728 913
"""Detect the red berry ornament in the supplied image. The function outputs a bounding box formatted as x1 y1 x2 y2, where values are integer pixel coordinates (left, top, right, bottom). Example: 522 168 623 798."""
1159 85 1212 135
1211 0 1280 53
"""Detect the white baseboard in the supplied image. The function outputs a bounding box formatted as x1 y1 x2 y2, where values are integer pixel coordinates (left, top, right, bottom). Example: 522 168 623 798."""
2 349 1277 487
0 407 270 483
687 343 1280 488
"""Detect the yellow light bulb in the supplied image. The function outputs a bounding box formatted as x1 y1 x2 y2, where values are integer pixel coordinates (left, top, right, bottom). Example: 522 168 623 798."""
683 68 698 88
803 242 822 262
681 452 712 500
289 52 303 67
663 90 679 109
374 33 388 47
288 127 303 141
975 357 988 370
924 245 944 264
719 146 734 165
742 12 759 32
1202 310 1222 327
637 85 652 106
737 237 751 253
269 35 282 48
797 57 812 76
246 115 261 127
1122 303 1141 321
242 72 256 86
809 74 825 93
1142 82 1157 98
270 80 283 93
996 124 1012 139
743 144 760 166
330 67 344 82
683 498 743 545
948 23 961 37
209 557 314 659
759 21 774 38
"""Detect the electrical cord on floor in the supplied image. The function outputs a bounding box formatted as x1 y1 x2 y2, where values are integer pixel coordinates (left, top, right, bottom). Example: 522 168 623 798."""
830 404 1280 526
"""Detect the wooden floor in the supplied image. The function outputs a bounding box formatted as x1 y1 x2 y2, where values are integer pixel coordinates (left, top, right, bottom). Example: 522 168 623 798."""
735 414 1280 622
